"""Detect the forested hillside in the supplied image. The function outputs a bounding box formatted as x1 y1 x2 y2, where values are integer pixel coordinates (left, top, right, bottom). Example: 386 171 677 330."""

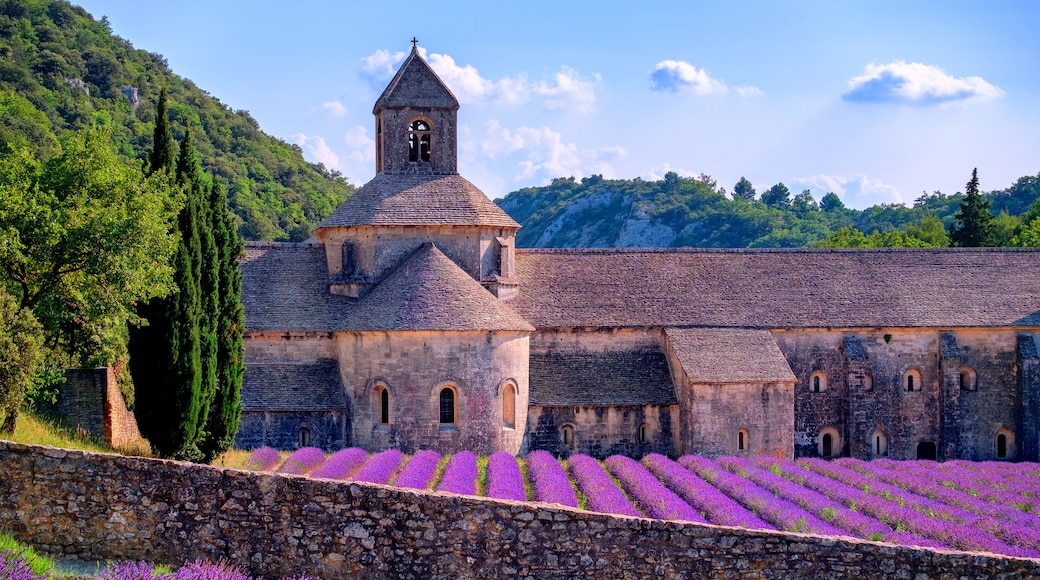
0 0 352 241
496 172 1040 248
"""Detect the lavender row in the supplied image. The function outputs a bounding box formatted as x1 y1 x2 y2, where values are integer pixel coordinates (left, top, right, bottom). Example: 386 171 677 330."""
567 454 641 517
644 454 772 530
310 447 368 480
882 459 1040 511
838 458 1040 546
525 450 579 507
716 456 888 539
98 559 317 580
243 446 281 472
391 450 442 490
796 458 1035 557
605 455 705 522
680 456 847 537
276 447 327 475
485 451 527 501
350 449 404 484
436 451 479 496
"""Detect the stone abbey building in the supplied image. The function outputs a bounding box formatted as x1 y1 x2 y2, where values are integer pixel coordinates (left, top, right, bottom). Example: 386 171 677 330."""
237 46 1040 462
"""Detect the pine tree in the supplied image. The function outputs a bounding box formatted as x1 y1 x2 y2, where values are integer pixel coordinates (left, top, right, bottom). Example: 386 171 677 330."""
199 181 245 462
949 168 996 247
149 87 176 176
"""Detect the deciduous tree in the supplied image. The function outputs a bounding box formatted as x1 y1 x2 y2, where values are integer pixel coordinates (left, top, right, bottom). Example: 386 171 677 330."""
0 287 44 434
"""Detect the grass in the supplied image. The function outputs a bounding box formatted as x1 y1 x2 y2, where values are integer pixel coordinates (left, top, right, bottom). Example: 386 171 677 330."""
0 534 57 576
210 448 256 470
8 411 132 455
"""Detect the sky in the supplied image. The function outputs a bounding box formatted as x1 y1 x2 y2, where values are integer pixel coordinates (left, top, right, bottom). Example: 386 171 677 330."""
76 1 1040 209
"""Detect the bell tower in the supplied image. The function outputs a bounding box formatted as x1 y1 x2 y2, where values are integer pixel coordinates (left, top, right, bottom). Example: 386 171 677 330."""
373 41 460 175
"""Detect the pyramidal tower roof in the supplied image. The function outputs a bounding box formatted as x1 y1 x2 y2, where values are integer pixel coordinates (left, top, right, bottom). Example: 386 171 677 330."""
373 44 459 112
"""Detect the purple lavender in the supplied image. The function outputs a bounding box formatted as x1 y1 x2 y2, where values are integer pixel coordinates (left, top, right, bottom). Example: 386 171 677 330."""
99 561 167 580
275 447 327 475
172 560 256 580
605 455 705 522
681 456 847 537
645 454 773 530
484 451 527 501
567 454 641 518
525 450 579 507
436 451 479 496
242 447 281 472
310 448 368 480
350 449 404 484
393 450 442 490
0 550 47 580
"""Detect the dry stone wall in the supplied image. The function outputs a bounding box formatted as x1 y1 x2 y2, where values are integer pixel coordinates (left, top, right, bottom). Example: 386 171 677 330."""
2 441 1039 579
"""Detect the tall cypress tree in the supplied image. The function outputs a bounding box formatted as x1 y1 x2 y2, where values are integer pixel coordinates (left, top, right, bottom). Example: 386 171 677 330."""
949 168 996 247
200 181 245 462
149 87 176 176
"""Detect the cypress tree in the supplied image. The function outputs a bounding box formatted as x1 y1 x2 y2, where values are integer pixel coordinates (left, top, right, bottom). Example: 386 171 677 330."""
949 168 996 247
199 181 245 462
149 87 176 176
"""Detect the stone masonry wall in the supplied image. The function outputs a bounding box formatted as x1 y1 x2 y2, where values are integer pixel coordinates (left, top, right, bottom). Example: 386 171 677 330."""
1 442 1037 579
45 368 141 449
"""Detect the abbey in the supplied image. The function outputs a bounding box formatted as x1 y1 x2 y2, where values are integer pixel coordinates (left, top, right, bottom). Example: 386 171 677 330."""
237 46 1040 462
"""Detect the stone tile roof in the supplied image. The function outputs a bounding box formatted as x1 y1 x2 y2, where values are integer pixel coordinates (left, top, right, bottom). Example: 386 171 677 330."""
373 46 459 111
316 172 520 229
529 348 676 406
241 361 345 411
241 242 532 333
664 328 796 384
511 248 1040 329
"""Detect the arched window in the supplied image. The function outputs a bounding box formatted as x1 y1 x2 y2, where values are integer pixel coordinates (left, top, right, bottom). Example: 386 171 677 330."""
811 370 827 393
639 423 651 444
299 427 310 448
561 424 575 446
959 366 977 391
818 427 840 458
996 428 1015 459
407 119 432 162
864 371 873 392
904 369 921 392
738 428 749 451
439 386 456 425
502 383 516 429
378 387 390 425
871 429 888 457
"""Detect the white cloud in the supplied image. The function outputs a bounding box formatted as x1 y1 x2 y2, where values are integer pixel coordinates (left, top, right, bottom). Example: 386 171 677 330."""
734 85 766 99
343 125 375 164
650 60 729 95
793 174 903 209
292 133 340 170
358 48 599 112
843 61 1005 105
645 164 696 181
477 120 626 182
317 100 347 117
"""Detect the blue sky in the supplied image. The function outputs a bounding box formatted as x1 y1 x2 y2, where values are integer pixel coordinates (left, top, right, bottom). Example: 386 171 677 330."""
79 1 1039 208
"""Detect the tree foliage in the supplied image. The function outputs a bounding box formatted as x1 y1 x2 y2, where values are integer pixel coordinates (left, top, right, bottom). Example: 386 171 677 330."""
0 286 44 433
733 177 755 202
949 168 996 247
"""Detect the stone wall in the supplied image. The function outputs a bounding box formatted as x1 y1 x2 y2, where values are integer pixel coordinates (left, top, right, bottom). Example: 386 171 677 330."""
524 404 676 458
1 441 1037 579
45 368 140 449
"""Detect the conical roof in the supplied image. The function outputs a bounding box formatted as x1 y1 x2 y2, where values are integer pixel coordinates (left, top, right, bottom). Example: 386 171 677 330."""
346 243 533 332
317 172 520 229
374 46 459 112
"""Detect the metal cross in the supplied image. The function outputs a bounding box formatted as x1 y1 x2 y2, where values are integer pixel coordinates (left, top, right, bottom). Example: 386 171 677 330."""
411 37 418 49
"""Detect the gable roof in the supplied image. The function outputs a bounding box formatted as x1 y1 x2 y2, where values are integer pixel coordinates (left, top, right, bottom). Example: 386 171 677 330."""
241 242 532 333
241 361 345 411
317 172 520 229
664 328 796 384
529 347 676 406
511 248 1040 329
374 46 459 111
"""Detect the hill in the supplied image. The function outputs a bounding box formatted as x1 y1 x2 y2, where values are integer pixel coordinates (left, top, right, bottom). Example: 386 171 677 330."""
496 172 1040 248
0 0 352 241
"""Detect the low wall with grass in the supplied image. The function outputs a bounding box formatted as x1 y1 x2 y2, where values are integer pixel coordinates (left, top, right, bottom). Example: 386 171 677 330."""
0 441 1037 579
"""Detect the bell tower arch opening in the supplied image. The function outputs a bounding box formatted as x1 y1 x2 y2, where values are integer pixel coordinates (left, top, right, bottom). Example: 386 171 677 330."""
407 118 433 163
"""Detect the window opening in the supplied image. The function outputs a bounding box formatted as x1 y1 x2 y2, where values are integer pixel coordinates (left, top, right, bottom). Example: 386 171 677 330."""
813 376 820 392
502 384 516 429
998 434 1008 458
562 425 574 446
639 423 650 444
299 427 310 448
379 387 390 424
738 429 747 451
822 433 833 457
439 387 455 424
864 372 873 391
916 441 937 460
408 119 432 162
872 430 888 457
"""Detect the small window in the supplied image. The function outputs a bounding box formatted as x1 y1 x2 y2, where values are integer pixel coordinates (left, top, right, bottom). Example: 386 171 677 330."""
639 423 650 444
904 369 921 392
502 383 516 429
439 387 456 425
737 428 748 451
871 430 888 457
916 441 937 460
864 372 873 392
341 242 356 277
818 427 840 458
407 119 432 162
562 424 575 446
959 366 977 391
378 387 390 425
810 370 827 393
996 428 1015 460
299 427 310 448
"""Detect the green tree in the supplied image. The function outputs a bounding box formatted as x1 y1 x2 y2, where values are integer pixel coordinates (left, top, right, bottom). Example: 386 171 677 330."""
199 181 245 462
820 192 845 213
150 87 176 176
733 177 756 202
948 168 996 247
0 287 44 434
761 182 791 207
0 126 177 368
904 215 950 247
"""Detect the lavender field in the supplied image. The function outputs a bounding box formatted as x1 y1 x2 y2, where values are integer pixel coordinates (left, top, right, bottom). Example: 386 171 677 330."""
243 447 1040 558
